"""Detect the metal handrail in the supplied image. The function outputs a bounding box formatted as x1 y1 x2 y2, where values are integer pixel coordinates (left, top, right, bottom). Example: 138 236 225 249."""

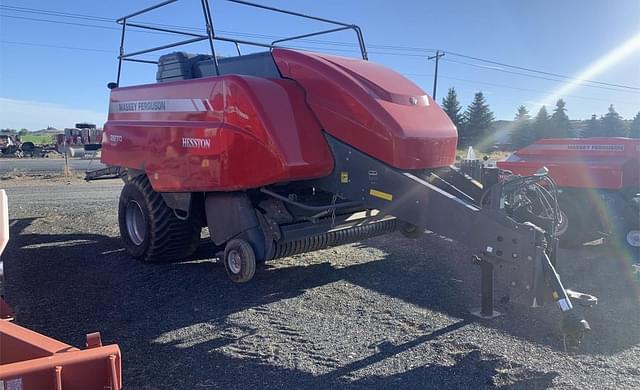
116 0 178 23
272 26 353 46
230 0 368 60
113 0 369 86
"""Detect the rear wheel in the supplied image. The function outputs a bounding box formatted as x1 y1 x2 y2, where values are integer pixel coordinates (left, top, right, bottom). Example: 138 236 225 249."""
616 219 640 263
223 239 256 283
118 176 201 262
558 199 589 248
399 222 423 239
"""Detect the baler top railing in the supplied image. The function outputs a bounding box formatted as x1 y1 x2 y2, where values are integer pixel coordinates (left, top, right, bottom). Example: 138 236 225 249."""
113 0 369 86
228 0 368 60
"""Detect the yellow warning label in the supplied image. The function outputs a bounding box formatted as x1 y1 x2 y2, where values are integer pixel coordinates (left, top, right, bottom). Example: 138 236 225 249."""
369 189 393 201
340 171 349 183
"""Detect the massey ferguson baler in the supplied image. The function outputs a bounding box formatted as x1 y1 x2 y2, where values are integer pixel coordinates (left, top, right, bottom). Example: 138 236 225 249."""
93 0 596 340
498 138 640 259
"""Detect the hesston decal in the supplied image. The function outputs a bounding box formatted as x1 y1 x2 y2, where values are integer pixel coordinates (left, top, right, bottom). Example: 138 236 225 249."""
182 137 211 149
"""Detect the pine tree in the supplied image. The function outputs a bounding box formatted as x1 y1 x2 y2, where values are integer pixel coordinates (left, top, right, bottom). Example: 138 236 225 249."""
582 114 602 138
532 106 551 140
601 104 625 137
629 111 640 138
511 105 534 148
459 91 494 148
549 99 571 138
441 87 463 130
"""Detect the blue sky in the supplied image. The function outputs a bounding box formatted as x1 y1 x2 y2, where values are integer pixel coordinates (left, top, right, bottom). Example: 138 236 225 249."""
1 0 639 130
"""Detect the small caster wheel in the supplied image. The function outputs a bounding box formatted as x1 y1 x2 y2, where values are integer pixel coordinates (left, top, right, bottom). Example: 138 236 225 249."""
400 222 423 239
223 239 256 283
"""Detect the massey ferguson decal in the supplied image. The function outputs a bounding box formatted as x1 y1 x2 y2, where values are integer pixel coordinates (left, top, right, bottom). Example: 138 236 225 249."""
182 137 211 149
566 144 624 152
109 134 123 144
109 99 213 113
530 143 625 152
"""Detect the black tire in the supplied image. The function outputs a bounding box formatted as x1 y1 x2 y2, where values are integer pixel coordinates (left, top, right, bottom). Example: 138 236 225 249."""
118 176 201 262
558 199 589 249
615 219 640 263
399 222 423 239
223 239 256 283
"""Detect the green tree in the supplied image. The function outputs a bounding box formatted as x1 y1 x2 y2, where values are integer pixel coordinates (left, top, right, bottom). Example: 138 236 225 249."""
582 114 602 138
511 105 534 147
549 99 571 138
601 104 626 137
459 91 494 148
441 87 463 130
532 106 551 140
629 111 640 138
18 128 28 136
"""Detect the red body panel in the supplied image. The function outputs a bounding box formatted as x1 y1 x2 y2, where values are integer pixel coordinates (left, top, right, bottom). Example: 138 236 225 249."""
103 75 332 192
497 138 640 190
272 49 457 169
103 49 458 192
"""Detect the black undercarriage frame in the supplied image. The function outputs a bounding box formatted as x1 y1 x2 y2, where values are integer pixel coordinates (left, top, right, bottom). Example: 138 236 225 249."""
307 134 595 340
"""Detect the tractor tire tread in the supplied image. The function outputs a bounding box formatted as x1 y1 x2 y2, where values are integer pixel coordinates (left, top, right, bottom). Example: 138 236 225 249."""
121 176 200 263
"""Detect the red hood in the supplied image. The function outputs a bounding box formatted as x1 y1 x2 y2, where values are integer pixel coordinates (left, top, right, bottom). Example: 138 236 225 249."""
272 48 457 169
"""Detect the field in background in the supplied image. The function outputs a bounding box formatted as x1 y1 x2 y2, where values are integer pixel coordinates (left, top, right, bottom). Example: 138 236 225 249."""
20 134 54 145
455 149 514 161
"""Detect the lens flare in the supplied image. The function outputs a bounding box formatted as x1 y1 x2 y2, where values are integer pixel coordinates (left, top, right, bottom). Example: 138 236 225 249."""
474 32 640 151
541 32 640 107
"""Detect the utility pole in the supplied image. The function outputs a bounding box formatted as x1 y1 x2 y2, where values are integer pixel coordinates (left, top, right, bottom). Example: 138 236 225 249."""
428 50 445 100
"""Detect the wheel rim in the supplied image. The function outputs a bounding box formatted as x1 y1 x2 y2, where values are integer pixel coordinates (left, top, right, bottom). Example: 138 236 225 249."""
125 200 146 246
227 249 242 274
555 210 568 237
626 230 640 248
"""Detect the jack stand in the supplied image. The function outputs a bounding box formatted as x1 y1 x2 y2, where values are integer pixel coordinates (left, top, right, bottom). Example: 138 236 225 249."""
471 257 501 319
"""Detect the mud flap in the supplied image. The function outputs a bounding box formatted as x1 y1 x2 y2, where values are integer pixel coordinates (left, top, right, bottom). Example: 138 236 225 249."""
205 192 267 261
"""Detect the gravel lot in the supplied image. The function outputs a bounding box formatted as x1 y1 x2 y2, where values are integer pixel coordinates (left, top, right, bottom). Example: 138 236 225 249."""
2 176 639 389
0 157 105 174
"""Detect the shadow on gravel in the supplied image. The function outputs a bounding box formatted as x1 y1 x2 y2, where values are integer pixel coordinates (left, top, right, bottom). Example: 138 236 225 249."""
4 218 638 388
357 233 640 355
350 349 557 390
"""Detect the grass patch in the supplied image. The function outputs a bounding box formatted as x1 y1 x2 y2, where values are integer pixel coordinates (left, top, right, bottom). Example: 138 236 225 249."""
20 134 54 145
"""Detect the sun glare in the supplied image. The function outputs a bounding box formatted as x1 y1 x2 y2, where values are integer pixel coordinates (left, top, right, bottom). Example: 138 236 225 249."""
542 32 640 107
475 32 640 151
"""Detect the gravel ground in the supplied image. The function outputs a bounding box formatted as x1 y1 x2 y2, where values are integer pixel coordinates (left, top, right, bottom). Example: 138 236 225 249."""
2 176 639 389
0 157 105 175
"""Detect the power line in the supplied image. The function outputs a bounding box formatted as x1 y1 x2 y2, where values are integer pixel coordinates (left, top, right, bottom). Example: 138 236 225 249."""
0 5 438 54
0 38 631 107
445 50 640 91
1 3 638 93
0 40 113 53
0 38 428 59
0 5 112 22
441 58 640 94
406 72 638 106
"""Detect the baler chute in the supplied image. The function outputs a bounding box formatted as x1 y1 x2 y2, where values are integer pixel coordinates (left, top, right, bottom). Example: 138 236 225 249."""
91 0 597 341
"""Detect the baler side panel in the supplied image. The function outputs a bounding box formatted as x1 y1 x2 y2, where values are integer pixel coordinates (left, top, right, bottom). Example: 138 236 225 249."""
272 49 457 170
102 76 332 192
498 138 640 190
